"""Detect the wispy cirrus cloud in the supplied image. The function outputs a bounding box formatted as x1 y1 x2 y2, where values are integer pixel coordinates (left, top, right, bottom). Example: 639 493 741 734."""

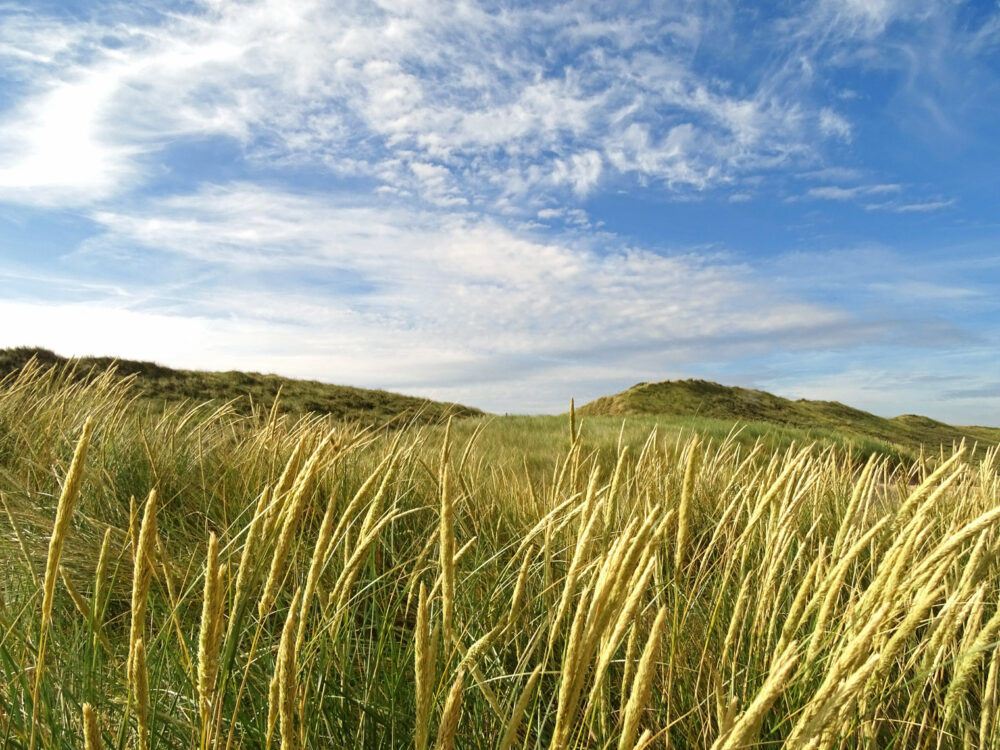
0 0 859 209
805 183 900 201
881 198 956 213
942 383 1000 401
797 182 954 213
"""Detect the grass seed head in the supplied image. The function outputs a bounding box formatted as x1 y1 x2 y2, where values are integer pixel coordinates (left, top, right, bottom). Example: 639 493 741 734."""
198 532 224 734
82 703 102 750
434 669 465 750
128 489 158 685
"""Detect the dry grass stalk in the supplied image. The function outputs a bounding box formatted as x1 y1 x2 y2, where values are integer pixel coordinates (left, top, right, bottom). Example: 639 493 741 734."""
498 665 542 750
272 437 307 509
831 454 878 559
2 492 39 586
980 646 1000 742
618 606 668 750
324 451 395 564
586 558 657 715
59 565 90 621
507 545 534 629
710 640 799 750
788 609 887 746
775 557 820 662
93 527 112 625
415 582 433 750
439 461 456 644
231 487 269 627
328 506 399 629
893 448 966 525
198 532 225 746
552 585 593 749
632 729 655 750
548 503 603 650
434 669 465 750
296 491 340 652
945 606 1000 724
356 441 403 541
278 587 302 749
878 566 955 679
908 506 1000 586
128 494 138 561
675 435 699 580
82 703 103 750
604 445 629 528
134 638 150 750
129 489 158 686
259 439 328 618
38 416 95 631
266 669 280 750
30 416 94 750
807 516 888 661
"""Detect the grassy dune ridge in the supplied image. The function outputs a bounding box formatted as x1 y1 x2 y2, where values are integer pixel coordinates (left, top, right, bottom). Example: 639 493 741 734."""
0 347 482 424
3 349 997 463
579 379 1000 459
1 365 1000 748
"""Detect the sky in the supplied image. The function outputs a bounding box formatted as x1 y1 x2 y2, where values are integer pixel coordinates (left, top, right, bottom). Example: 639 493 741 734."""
0 0 999 422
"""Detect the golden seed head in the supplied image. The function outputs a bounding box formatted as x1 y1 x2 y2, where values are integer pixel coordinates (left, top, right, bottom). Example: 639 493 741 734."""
618 606 668 750
83 703 103 750
278 587 302 750
133 638 150 750
439 462 456 644
198 532 224 730
41 416 95 632
433 670 464 750
415 582 433 750
128 489 158 685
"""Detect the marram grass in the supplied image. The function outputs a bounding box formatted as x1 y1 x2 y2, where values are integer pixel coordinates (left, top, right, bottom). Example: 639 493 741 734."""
1 364 1000 748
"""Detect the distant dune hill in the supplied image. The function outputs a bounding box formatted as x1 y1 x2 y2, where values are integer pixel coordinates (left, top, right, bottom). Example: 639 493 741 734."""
0 347 482 424
578 378 1000 453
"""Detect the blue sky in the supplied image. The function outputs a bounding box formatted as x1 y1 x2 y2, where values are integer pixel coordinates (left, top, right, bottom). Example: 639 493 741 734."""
1 0 999 422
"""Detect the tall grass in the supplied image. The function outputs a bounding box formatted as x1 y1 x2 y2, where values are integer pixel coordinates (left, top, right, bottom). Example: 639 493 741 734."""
1 363 999 748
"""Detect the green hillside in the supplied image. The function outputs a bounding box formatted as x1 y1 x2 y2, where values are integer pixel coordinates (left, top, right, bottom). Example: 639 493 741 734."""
0 347 482 424
578 378 1000 456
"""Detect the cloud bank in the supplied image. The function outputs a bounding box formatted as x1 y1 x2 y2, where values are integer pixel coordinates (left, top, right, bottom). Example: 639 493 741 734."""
0 0 998 422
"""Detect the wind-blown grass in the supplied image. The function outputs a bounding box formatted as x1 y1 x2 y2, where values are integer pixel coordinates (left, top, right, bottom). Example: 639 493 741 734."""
1 363 999 748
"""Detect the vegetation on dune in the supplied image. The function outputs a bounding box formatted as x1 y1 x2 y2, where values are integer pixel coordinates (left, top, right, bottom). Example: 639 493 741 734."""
0 347 482 425
3 349 995 464
579 378 1000 459
1 363 1000 748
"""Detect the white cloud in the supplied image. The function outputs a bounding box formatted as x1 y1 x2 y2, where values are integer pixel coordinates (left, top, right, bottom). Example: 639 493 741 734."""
824 0 902 35
758 353 1000 427
869 280 980 301
888 199 955 213
805 183 900 200
0 0 858 209
0 181 883 410
819 107 851 140
798 181 954 214
551 150 603 196
0 68 140 204
800 166 865 182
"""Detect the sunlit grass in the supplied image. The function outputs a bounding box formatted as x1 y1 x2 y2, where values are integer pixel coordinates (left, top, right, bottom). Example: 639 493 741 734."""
1 363 999 748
